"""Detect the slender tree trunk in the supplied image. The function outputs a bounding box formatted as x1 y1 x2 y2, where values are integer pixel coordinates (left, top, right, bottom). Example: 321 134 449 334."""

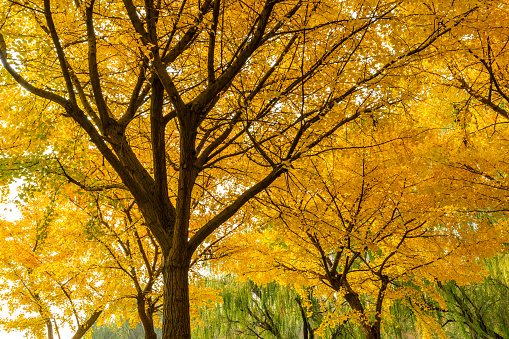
137 296 158 339
296 297 314 339
46 319 54 339
53 319 62 339
161 259 191 339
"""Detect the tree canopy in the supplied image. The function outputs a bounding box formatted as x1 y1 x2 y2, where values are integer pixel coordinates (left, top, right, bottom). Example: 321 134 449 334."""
1 0 509 338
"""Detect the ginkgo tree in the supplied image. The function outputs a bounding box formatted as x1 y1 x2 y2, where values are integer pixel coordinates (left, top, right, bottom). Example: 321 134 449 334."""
0 180 221 339
0 191 108 339
0 0 498 338
68 187 221 339
217 110 509 339
441 2 509 121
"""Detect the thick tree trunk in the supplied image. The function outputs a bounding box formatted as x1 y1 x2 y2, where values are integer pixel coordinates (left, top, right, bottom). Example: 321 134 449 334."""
339 279 381 339
343 291 380 339
158 96 197 339
361 325 380 339
161 260 191 339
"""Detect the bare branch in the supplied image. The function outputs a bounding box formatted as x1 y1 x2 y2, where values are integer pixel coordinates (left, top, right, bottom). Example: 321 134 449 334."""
207 0 221 84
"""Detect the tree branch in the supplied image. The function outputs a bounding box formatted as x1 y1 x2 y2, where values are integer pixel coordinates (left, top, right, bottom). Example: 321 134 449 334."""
188 0 277 115
207 0 221 84
188 165 287 256
70 310 102 339
0 33 68 106
85 0 114 129
43 0 76 104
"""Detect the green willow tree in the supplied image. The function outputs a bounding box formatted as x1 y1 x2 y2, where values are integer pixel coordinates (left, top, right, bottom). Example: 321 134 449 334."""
0 0 492 338
193 276 351 339
437 254 509 339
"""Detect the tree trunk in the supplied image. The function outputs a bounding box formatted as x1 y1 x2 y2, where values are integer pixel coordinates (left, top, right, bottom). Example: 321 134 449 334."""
161 259 191 339
342 288 381 339
70 310 103 339
46 319 54 339
159 101 197 339
137 296 158 339
296 296 314 339
361 325 380 339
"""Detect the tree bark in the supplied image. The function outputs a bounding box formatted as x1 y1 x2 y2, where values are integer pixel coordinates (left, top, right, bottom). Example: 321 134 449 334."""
70 310 102 339
137 296 158 339
161 260 191 339
296 297 314 339
158 87 198 338
342 290 380 339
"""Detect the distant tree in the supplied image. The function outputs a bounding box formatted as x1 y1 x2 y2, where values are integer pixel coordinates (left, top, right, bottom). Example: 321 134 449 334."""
89 319 161 339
